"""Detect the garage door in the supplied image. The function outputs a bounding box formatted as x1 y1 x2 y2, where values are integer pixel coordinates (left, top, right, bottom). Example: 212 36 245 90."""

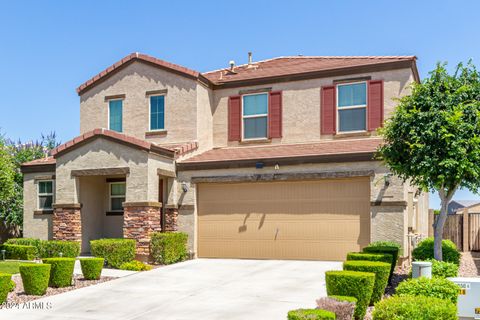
197 178 370 261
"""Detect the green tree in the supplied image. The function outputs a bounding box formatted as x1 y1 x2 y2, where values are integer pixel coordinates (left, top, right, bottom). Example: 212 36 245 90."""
0 132 59 235
378 62 480 261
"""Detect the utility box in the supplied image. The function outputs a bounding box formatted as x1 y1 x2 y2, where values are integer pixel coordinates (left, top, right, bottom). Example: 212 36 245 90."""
411 261 432 278
448 277 480 320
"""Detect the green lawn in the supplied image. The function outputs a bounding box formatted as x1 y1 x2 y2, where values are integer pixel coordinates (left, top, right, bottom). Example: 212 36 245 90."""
0 260 35 274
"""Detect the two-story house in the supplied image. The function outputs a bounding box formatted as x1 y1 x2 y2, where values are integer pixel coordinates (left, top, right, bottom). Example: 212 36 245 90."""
21 52 429 261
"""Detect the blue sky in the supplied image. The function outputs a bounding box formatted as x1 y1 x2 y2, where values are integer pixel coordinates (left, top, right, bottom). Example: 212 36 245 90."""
1 0 479 208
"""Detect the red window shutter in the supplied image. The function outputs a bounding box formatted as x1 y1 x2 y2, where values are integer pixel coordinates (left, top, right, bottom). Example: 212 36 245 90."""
228 95 241 141
368 80 384 131
268 91 282 138
321 85 336 134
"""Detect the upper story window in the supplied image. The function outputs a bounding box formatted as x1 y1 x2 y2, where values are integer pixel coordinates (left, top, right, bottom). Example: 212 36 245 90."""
109 99 123 132
109 182 126 212
337 82 367 133
242 93 268 140
38 180 54 210
150 95 165 131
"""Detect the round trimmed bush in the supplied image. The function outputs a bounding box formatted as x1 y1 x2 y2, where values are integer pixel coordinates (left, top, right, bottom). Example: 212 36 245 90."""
429 259 459 278
287 308 336 320
412 237 460 265
80 258 104 280
0 273 12 303
362 243 400 283
42 258 75 288
19 264 50 295
90 239 136 269
343 260 390 304
326 270 375 320
372 295 457 320
41 240 80 258
395 276 459 304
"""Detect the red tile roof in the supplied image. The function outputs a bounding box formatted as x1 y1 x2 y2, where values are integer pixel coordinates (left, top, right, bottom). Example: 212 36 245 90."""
76 53 202 95
180 138 382 165
50 128 176 158
203 56 417 84
21 156 56 166
76 53 418 94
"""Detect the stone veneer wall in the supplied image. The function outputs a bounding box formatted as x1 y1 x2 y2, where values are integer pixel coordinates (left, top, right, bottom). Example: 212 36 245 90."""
52 204 82 242
123 203 161 258
164 208 178 231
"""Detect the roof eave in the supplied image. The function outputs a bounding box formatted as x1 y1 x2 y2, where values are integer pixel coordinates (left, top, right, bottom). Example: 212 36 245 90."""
177 151 376 171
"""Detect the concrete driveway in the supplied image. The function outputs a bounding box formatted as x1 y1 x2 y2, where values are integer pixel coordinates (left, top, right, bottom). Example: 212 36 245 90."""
1 259 342 320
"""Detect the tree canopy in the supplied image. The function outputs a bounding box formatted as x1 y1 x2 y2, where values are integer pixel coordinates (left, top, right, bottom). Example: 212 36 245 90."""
0 132 59 234
378 61 480 260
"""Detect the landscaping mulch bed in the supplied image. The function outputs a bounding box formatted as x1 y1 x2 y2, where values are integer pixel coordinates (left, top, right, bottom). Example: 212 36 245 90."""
459 251 480 277
4 274 116 305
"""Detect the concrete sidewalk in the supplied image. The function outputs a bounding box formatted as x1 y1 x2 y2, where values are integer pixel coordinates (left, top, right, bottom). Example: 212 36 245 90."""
1 259 341 320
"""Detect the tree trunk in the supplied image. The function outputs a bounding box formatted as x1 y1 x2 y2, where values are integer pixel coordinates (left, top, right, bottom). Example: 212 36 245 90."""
433 188 456 261
433 199 448 260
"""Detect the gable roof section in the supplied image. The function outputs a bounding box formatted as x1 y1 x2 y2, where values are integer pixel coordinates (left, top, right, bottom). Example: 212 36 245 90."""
76 53 208 95
178 138 382 170
77 54 419 95
203 56 419 86
450 200 480 209
50 128 176 159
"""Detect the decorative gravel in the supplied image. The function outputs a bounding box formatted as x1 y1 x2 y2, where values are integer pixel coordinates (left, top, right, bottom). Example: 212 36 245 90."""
459 251 480 277
4 274 116 305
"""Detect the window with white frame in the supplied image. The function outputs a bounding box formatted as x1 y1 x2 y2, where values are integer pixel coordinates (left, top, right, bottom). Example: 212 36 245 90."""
337 82 367 132
242 93 268 139
109 182 126 212
38 180 54 210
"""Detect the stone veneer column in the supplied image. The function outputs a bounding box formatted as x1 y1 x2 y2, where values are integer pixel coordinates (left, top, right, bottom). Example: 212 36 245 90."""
164 207 178 231
52 203 82 243
123 202 162 259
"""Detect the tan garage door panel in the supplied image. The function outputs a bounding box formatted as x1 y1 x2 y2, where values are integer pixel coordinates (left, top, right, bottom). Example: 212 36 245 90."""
197 178 370 260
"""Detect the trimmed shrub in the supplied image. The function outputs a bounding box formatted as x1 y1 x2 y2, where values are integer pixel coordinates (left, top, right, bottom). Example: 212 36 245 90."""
325 270 375 320
40 240 80 258
150 232 188 265
42 258 75 287
395 276 459 304
79 258 104 280
6 238 42 257
90 239 136 269
19 264 50 295
346 252 393 281
287 309 336 320
119 260 152 271
346 252 393 265
317 296 356 320
0 273 12 304
1 244 36 260
372 295 457 320
412 237 460 265
343 260 390 304
362 243 399 282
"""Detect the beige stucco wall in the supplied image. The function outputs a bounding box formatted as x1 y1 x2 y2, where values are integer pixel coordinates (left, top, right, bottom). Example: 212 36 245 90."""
80 61 201 145
211 68 414 147
176 160 423 256
55 137 175 204
23 172 55 240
